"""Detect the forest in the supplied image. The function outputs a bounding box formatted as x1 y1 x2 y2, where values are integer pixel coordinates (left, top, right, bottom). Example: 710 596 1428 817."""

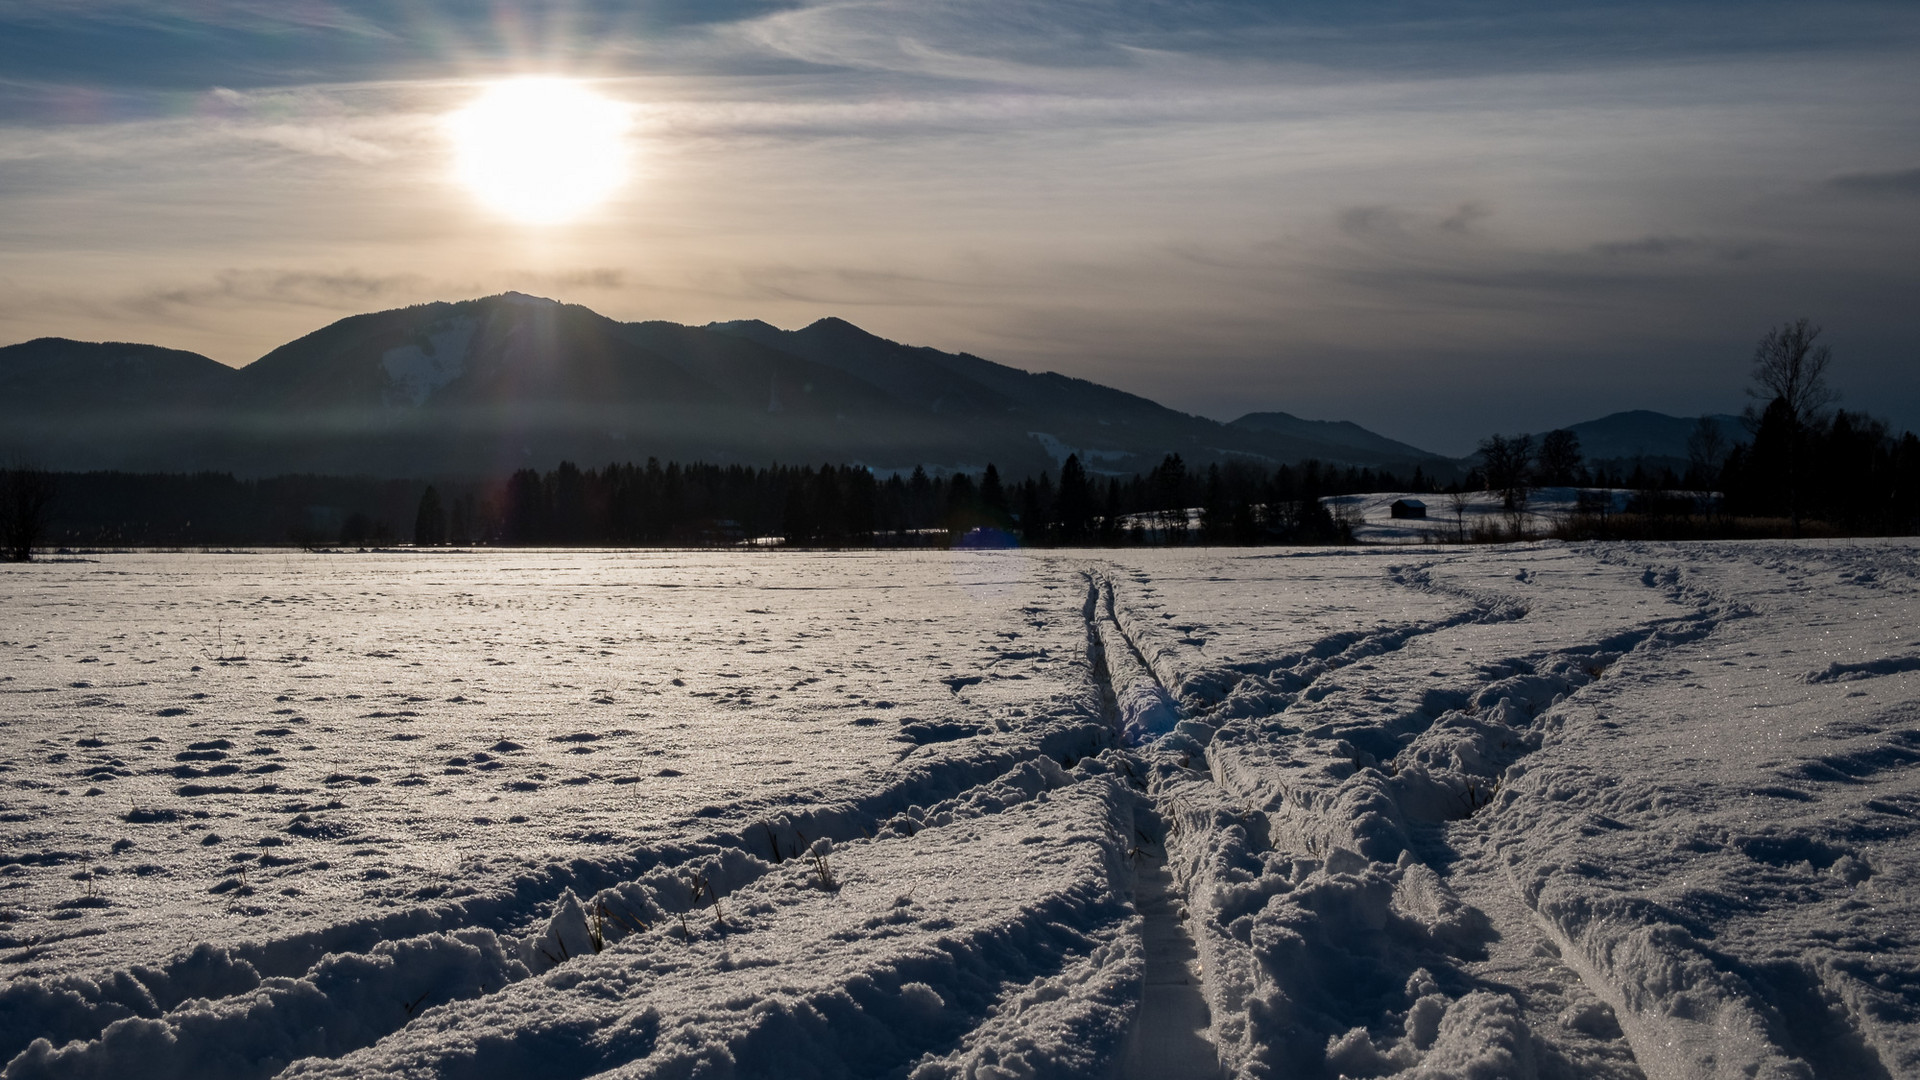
12 411 1918 553
16 454 1383 551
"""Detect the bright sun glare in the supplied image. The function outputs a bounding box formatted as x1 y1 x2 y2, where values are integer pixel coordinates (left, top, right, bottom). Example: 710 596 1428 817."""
449 77 630 225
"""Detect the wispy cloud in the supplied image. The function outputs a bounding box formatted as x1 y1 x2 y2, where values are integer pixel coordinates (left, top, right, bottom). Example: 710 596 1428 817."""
243 123 393 162
736 0 1920 84
1440 202 1491 234
1591 234 1775 262
129 267 628 314
0 266 629 341
1827 166 1920 194
128 269 435 315
0 0 806 109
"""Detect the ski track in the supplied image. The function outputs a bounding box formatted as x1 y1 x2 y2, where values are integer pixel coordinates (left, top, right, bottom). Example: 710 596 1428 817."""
1121 845 1223 1080
1096 542 1916 1080
4 543 1918 1078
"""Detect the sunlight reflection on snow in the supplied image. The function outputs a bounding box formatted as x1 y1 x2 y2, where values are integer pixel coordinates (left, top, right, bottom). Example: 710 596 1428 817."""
948 548 1028 604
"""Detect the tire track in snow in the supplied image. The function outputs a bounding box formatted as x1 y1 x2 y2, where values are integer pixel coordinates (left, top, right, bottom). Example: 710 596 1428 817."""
1463 552 1886 1080
1196 549 1843 1079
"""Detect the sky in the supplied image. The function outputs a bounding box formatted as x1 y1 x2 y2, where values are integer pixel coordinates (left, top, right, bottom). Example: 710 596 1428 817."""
1 1 1916 455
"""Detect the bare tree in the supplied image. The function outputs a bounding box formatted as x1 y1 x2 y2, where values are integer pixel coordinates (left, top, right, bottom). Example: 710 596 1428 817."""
1477 433 1533 511
1686 417 1727 486
1745 318 1836 531
0 467 56 562
1746 318 1835 431
1536 429 1583 486
1446 489 1472 542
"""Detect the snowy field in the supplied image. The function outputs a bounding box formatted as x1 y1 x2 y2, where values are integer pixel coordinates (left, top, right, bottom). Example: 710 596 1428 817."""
1324 489 1643 544
1 542 1917 1079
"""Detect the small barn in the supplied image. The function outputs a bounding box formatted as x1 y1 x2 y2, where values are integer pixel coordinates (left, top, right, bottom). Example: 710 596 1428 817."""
1389 498 1428 520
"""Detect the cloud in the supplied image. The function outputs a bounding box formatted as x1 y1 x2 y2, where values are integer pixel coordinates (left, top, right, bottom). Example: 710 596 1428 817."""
124 269 437 317
1591 235 1775 262
1 267 633 329
122 268 631 318
246 123 394 162
1827 166 1920 194
508 268 628 291
1338 205 1409 239
736 0 1920 86
1440 201 1491 234
719 264 999 309
0 0 806 104
4 0 1914 107
1338 203 1494 245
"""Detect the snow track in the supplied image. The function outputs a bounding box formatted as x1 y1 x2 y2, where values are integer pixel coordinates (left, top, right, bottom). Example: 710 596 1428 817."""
1096 544 1918 1080
1081 572 1223 1079
280 770 1143 1080
5 544 1917 1078
1121 844 1223 1080
3 727 1128 1079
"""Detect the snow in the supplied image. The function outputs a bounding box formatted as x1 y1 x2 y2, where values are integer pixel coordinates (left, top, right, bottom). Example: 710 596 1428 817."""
1027 432 1131 471
3 542 1917 1078
380 318 475 408
1327 488 1645 544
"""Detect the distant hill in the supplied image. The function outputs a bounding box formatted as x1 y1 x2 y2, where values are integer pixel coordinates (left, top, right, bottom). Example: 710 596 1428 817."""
0 294 1456 479
0 338 233 410
1227 412 1440 467
1534 410 1746 471
0 339 241 472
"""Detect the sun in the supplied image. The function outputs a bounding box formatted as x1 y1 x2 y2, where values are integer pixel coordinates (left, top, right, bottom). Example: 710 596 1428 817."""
449 77 631 225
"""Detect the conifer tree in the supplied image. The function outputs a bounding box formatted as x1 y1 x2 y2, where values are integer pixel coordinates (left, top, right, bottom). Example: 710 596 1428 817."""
413 485 447 546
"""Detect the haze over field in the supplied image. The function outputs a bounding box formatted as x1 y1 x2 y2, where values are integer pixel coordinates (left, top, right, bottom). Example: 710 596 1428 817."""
3 1 1918 451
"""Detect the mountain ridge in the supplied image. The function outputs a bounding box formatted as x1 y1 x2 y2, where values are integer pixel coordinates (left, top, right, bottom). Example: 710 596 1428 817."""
1529 410 1745 470
1 294 1465 478
1227 411 1440 464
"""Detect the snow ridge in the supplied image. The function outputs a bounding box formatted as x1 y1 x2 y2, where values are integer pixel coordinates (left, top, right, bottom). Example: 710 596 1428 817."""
282 770 1143 1080
2 720 1119 1078
1101 549 1821 1079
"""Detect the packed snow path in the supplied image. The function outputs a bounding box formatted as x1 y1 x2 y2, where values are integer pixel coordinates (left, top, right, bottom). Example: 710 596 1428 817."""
1121 848 1223 1080
2 543 1916 1078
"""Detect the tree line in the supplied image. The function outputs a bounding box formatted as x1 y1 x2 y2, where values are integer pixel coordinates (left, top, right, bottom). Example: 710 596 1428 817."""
416 454 1420 548
17 454 1427 552
1718 320 1920 532
1468 319 1920 537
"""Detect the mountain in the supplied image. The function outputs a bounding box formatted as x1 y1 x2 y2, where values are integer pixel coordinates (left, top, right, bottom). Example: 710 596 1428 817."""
704 316 1449 476
0 294 1454 479
1227 412 1440 467
1534 410 1746 470
0 338 233 410
0 339 241 472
